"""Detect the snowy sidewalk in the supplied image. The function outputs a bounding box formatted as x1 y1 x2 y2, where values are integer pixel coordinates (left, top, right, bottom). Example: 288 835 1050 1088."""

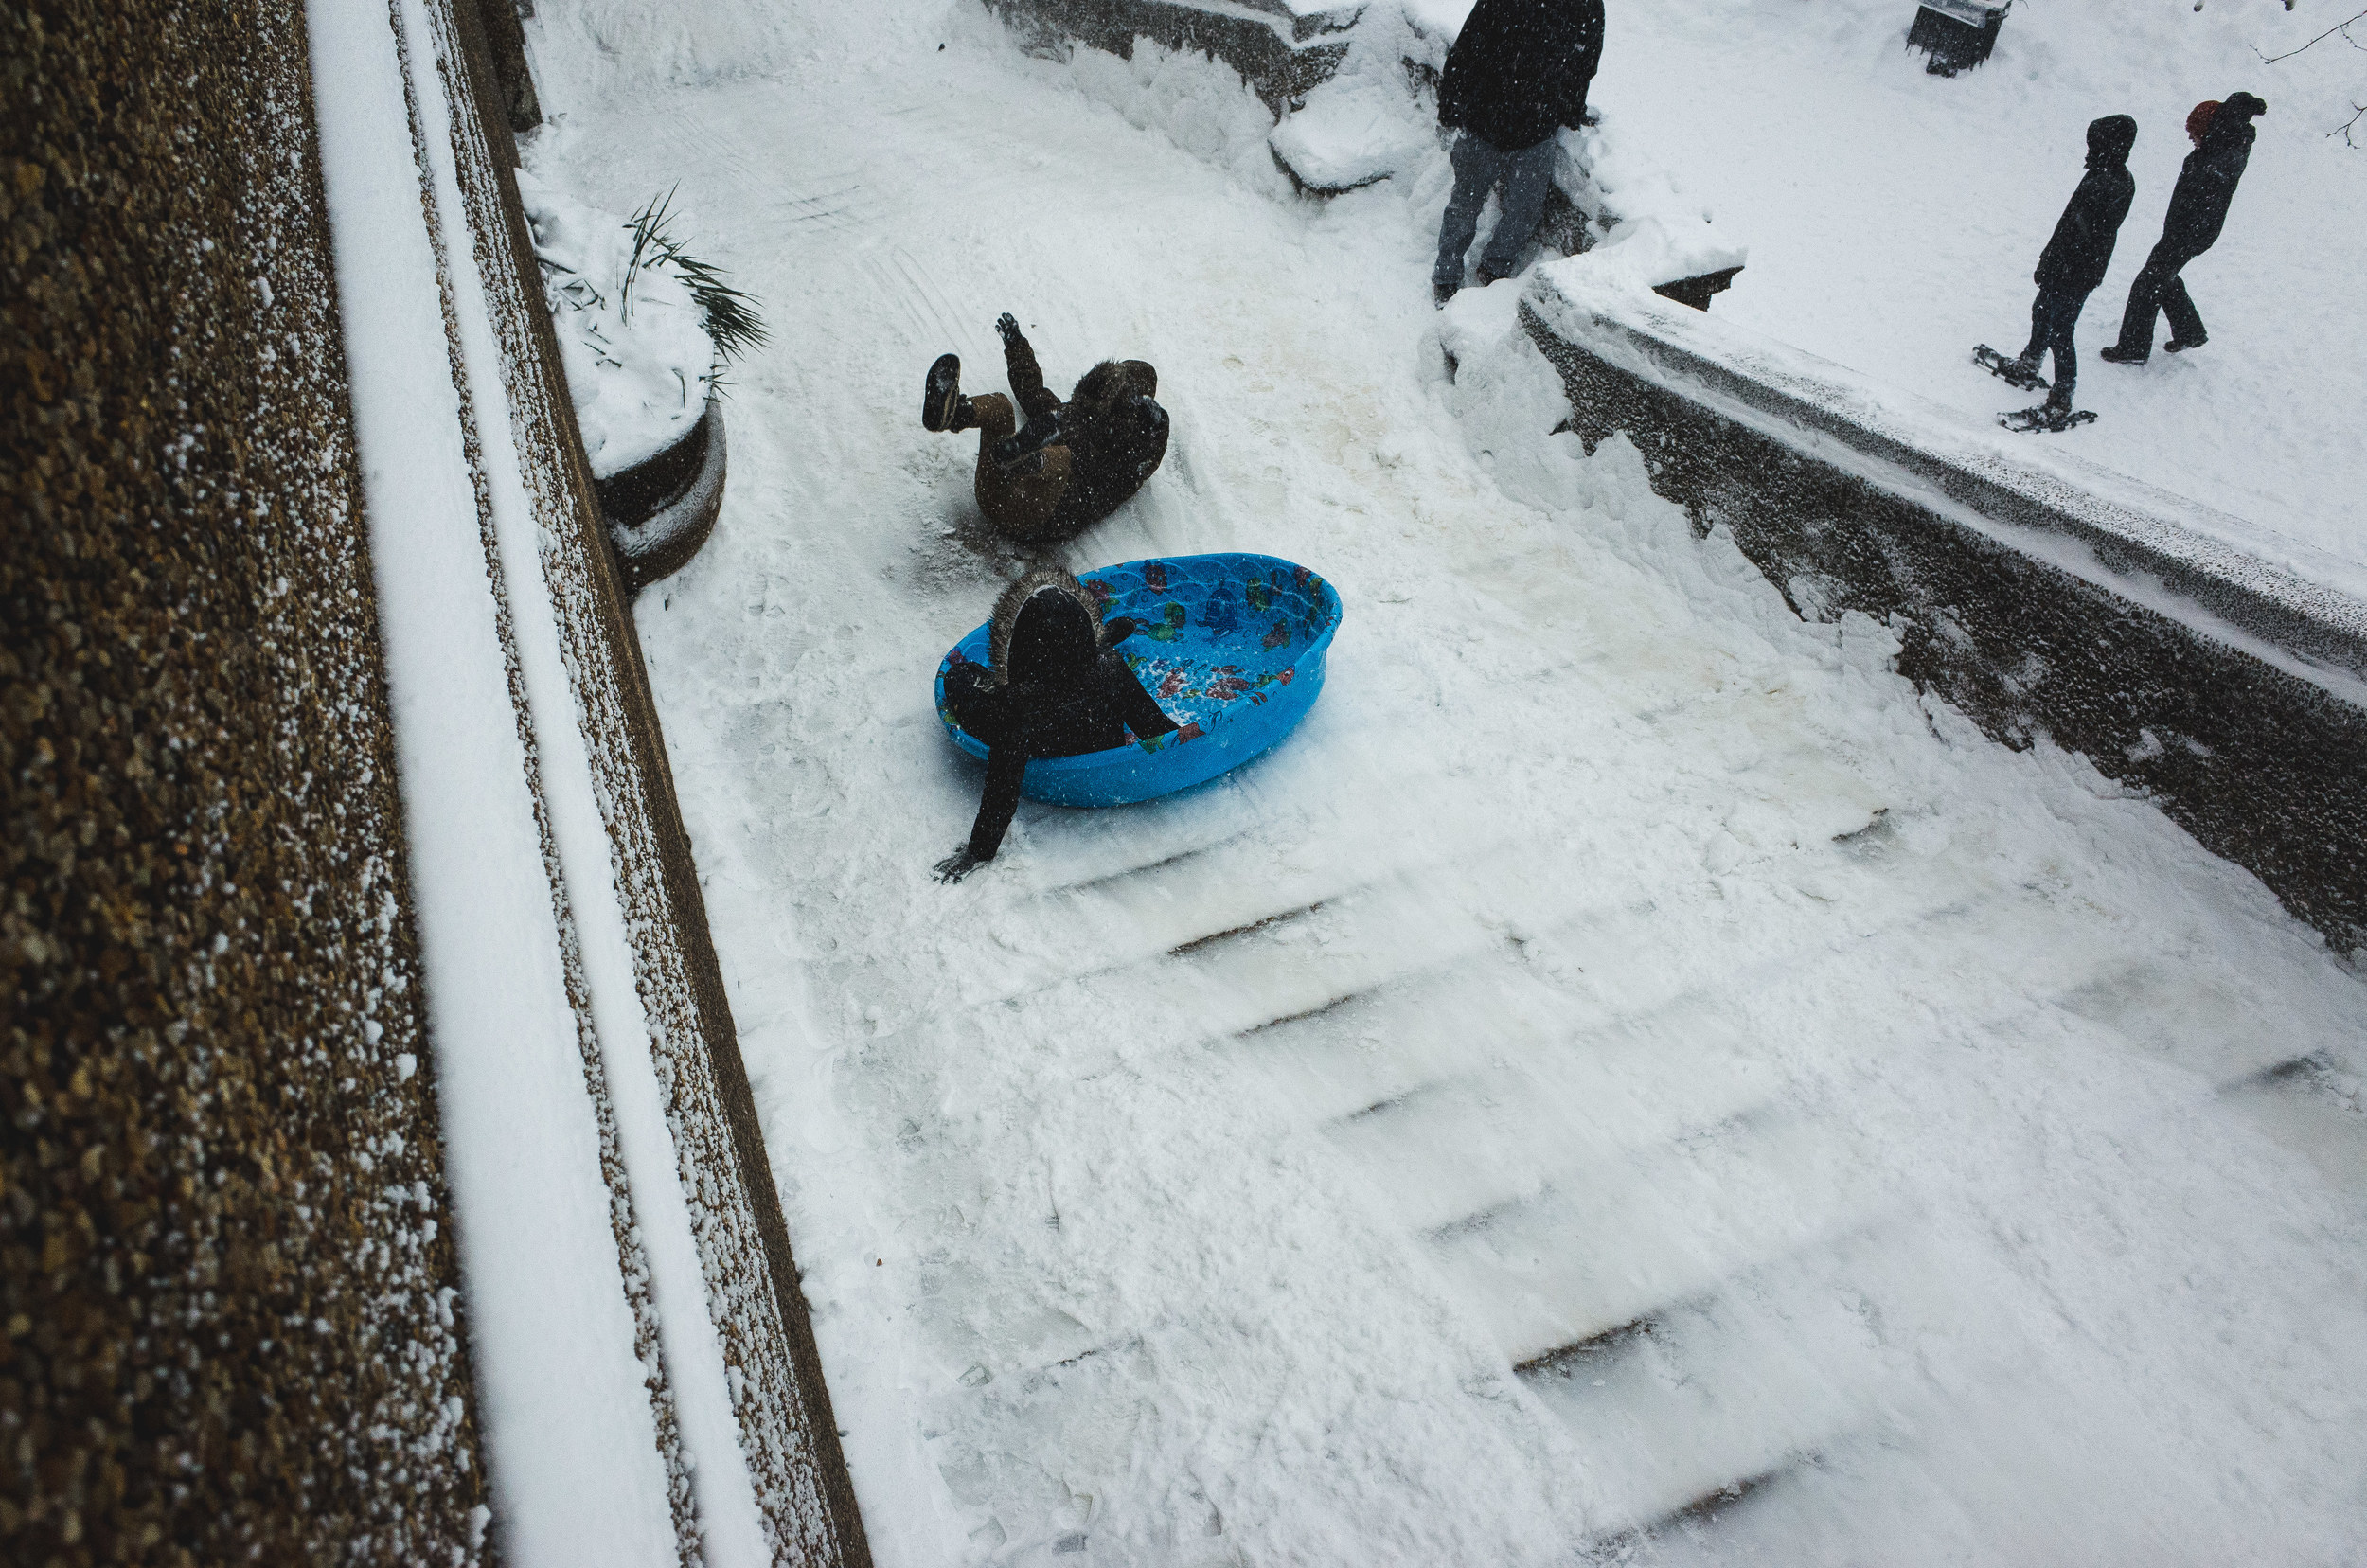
525 4 2366 1563
1592 0 2367 578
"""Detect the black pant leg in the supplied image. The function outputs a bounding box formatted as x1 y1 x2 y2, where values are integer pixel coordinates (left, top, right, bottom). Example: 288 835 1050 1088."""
2047 291 2083 403
2019 293 2052 365
2159 272 2206 345
2115 241 2184 354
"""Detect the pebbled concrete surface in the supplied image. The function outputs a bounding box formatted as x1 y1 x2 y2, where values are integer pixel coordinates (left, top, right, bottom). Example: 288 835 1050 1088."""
2 1 489 1561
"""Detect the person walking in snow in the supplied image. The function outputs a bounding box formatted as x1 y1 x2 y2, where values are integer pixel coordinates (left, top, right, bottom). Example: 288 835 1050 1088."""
921 313 1170 543
1976 114 2137 433
934 569 1181 883
1431 0 1605 307
2102 92 2267 365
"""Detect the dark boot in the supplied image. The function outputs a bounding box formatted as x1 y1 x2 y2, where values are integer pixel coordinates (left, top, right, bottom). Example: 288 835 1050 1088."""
991 406 1064 471
2164 331 2208 353
2099 344 2147 365
922 353 975 433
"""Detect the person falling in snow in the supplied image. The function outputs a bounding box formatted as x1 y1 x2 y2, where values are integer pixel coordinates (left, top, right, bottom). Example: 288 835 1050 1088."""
1431 0 1605 308
1977 114 2138 434
2101 92 2268 366
934 568 1181 883
921 313 1170 543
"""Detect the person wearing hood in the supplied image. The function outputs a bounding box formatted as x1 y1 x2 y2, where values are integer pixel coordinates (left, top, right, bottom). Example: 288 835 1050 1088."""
2104 92 2267 365
922 313 1171 542
934 568 1181 882
1986 114 2137 428
1431 0 1605 307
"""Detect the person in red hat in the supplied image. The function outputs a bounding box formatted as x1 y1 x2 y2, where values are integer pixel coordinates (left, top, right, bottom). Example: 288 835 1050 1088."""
2103 91 2268 365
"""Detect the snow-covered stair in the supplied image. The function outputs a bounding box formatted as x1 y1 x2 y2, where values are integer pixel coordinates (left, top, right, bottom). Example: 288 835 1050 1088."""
518 3 2367 1563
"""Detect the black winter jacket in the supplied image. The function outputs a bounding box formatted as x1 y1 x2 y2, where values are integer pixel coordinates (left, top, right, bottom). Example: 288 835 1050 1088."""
1048 359 1170 538
1437 0 1605 153
2033 116 2136 296
944 569 1178 861
2161 92 2265 257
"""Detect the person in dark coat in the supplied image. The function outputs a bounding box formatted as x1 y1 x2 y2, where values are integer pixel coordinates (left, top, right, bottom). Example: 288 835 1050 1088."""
2103 92 2267 365
2001 115 2137 419
934 568 1181 882
1432 0 1605 306
922 314 1171 541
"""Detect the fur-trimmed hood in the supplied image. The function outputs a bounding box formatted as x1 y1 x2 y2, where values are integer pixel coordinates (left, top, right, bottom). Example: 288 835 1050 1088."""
988 566 1108 683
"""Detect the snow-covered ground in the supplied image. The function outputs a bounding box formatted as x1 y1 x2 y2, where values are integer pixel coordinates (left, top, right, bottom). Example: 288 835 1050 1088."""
1593 0 2367 576
522 2 2367 1562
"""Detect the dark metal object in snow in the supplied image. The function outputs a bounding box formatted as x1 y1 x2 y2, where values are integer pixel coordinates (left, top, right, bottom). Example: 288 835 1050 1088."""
1908 0 2008 76
1654 265 1742 312
597 396 728 594
1521 295 2367 953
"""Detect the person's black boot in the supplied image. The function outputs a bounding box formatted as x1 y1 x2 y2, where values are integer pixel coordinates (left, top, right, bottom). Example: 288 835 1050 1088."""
922 353 973 432
2164 331 2208 353
991 406 1064 470
2098 344 2148 365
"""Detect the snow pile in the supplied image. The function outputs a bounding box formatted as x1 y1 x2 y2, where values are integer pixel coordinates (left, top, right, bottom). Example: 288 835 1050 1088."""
1549 116 1748 289
537 0 807 87
516 169 716 478
1261 1 1744 284
1269 76 1438 192
1059 33 1287 195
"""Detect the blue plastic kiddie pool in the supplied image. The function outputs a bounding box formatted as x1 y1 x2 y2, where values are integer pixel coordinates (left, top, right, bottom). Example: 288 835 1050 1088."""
934 552 1344 807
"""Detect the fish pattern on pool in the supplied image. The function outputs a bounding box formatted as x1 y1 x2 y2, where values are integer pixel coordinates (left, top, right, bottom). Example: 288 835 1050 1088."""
1079 556 1336 747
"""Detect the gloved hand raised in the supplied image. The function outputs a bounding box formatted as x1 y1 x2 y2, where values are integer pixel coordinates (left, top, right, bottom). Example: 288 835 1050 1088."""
996 312 1024 347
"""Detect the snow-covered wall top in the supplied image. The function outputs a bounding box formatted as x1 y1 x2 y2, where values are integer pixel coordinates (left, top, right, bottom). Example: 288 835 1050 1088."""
1526 266 2367 695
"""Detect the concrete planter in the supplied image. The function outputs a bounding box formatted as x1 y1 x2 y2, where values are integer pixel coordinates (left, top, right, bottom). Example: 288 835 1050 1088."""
596 396 726 594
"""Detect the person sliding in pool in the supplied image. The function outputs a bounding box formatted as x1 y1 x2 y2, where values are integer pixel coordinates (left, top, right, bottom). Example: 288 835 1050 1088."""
934 568 1181 883
921 313 1170 542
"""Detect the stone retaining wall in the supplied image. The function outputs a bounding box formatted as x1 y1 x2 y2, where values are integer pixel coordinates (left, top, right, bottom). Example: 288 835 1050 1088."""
1519 287 2367 953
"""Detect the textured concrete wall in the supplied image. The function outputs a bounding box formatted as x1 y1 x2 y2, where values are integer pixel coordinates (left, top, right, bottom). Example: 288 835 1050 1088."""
2 2 489 1562
1522 302 2367 953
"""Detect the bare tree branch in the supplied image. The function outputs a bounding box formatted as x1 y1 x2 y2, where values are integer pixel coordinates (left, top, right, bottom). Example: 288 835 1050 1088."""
2253 5 2367 65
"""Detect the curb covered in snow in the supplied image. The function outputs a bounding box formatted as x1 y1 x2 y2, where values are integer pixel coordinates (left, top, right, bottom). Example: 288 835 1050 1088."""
988 0 1361 113
1517 274 2367 950
311 0 872 1559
